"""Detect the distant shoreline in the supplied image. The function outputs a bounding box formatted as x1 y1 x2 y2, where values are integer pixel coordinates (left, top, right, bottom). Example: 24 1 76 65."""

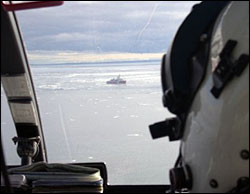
30 59 161 66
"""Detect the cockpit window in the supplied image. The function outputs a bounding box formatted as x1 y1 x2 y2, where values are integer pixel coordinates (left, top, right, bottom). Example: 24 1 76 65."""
1 85 20 165
2 1 198 185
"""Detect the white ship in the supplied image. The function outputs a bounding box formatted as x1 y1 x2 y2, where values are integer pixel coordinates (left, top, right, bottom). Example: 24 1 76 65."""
106 75 126 84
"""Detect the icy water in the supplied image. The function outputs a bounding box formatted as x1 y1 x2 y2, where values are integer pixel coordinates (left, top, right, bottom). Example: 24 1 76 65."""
1 61 179 185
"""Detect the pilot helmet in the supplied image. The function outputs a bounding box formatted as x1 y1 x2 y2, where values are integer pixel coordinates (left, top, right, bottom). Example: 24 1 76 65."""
150 1 249 193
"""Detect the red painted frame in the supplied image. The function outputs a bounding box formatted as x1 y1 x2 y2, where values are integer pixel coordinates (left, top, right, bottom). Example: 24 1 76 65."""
1 1 63 11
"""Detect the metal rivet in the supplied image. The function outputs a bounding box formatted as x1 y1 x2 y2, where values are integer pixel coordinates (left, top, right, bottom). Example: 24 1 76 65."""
210 179 218 188
240 150 249 160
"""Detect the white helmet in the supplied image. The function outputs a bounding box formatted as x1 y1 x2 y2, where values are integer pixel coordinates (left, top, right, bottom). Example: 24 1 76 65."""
150 1 249 193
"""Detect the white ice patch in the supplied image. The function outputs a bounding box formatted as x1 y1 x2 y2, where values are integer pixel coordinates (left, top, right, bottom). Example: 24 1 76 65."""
38 84 63 90
127 134 141 137
65 73 82 78
139 103 150 106
126 97 133 99
113 115 120 119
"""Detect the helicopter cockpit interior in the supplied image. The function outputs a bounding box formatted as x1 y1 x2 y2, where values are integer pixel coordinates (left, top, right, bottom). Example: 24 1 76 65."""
1 1 249 193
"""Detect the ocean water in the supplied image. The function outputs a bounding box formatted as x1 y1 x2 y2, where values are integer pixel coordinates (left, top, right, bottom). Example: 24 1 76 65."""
1 61 179 185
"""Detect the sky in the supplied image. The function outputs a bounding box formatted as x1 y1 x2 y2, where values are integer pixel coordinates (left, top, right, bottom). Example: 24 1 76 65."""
15 1 199 64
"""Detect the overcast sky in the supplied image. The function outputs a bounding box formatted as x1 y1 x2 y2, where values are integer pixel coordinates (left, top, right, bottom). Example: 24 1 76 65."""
15 1 199 64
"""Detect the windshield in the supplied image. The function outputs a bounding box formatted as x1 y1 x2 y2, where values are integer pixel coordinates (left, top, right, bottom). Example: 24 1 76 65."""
2 1 198 185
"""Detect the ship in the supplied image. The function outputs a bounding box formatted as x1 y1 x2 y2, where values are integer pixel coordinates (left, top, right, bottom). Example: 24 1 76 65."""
106 75 126 84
